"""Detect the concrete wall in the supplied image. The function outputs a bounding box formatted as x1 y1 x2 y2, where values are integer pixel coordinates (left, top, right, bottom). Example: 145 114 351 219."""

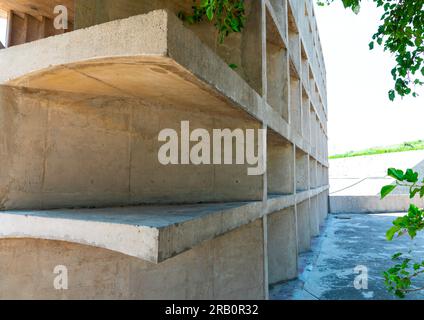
267 207 298 285
296 200 311 253
330 195 424 214
310 196 320 236
0 85 263 210
0 219 264 300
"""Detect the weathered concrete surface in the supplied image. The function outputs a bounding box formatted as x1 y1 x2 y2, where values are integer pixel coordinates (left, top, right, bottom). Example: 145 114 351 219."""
296 148 308 192
0 1 330 300
330 195 424 214
0 201 262 263
266 185 330 215
296 200 311 253
267 133 294 196
0 85 263 209
0 219 265 299
267 207 298 284
310 196 320 236
74 0 263 96
270 213 424 300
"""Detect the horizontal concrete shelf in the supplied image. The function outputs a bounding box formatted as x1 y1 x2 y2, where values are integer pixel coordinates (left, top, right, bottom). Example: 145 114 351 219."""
266 185 329 214
0 9 328 168
0 185 329 264
0 201 263 263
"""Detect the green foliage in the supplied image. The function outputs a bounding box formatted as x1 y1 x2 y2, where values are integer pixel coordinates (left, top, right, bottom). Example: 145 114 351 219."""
384 252 424 299
381 168 424 297
318 0 424 101
178 0 246 43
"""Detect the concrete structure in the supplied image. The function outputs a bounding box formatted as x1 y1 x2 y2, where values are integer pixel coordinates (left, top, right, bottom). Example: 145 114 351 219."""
0 0 328 299
330 150 424 213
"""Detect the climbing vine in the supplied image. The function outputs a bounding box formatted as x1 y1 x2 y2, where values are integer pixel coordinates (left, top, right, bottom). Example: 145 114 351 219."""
178 0 246 44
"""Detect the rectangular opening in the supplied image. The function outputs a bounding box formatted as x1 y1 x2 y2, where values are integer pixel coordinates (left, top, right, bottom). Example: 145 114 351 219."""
295 148 308 192
269 0 288 40
301 41 309 87
266 9 289 122
297 200 311 253
302 86 310 141
289 63 301 134
267 206 297 285
309 156 317 189
309 107 316 153
317 163 323 187
267 130 294 197
314 115 320 154
288 3 300 73
309 195 320 236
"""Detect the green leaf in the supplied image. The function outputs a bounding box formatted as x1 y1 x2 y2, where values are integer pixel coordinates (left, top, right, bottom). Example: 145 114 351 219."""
387 226 401 241
392 253 403 260
381 185 396 199
387 168 404 181
404 169 419 183
206 6 214 21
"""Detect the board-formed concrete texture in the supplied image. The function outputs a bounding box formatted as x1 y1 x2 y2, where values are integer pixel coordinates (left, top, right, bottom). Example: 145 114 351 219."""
0 0 329 299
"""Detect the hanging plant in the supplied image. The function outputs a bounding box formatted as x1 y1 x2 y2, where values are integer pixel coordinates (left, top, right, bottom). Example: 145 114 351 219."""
178 0 247 44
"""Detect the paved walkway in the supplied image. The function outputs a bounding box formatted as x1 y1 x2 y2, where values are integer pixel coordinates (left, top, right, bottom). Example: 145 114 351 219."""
270 213 424 300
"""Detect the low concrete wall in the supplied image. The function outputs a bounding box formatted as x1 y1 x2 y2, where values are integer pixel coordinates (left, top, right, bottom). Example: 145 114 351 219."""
330 195 424 214
0 219 265 299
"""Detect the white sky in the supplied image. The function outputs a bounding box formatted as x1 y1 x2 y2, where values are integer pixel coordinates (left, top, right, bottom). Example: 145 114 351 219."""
0 3 422 155
316 1 424 155
0 17 5 45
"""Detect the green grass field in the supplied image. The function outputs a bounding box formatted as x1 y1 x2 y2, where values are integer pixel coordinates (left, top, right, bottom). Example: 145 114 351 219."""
330 140 424 159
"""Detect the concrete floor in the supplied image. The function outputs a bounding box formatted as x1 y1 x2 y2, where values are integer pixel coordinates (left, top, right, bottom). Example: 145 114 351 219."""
270 213 424 300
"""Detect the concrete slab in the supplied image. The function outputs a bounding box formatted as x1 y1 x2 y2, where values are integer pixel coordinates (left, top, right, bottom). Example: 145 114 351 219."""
0 201 262 263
